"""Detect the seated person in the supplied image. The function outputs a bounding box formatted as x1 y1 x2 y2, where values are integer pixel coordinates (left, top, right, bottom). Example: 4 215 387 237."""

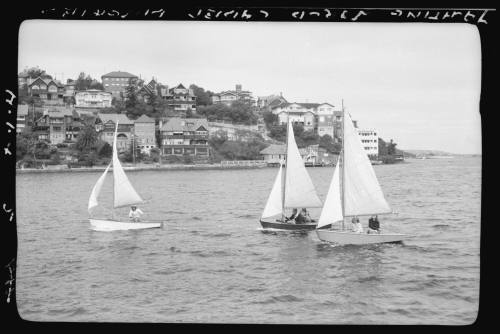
129 205 144 222
368 215 381 234
294 210 307 224
285 208 299 223
351 216 363 233
301 208 312 223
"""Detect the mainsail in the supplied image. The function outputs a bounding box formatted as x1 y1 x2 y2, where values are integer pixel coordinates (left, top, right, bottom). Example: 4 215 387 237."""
284 121 322 208
261 163 283 219
111 122 144 208
317 159 343 228
88 163 111 213
343 112 391 216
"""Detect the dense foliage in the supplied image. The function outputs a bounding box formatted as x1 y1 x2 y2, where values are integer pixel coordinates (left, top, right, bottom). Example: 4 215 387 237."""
209 131 268 161
197 100 257 125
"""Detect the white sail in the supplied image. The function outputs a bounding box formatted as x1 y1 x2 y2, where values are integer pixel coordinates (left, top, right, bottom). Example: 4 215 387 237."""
88 163 111 213
112 122 144 208
317 160 343 228
343 113 391 216
284 121 323 208
261 163 283 219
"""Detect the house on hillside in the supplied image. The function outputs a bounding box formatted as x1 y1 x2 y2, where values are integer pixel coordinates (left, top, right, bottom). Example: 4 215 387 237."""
101 71 138 99
27 76 65 105
212 84 255 106
160 118 209 159
271 102 319 132
257 94 287 111
134 114 156 155
75 89 112 109
96 113 135 152
17 104 29 134
162 84 197 114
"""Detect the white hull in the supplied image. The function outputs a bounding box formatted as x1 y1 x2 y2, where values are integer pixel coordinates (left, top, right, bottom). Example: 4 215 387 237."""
89 218 163 231
316 229 406 245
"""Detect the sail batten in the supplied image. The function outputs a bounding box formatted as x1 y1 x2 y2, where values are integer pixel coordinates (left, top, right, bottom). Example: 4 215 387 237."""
283 121 323 208
111 122 144 209
261 163 283 219
343 112 391 216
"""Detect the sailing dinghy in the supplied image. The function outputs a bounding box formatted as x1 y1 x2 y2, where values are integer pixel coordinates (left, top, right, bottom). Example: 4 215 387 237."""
316 109 406 245
260 120 323 231
88 121 163 231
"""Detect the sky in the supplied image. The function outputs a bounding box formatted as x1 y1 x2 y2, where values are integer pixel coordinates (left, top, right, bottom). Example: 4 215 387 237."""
18 20 482 154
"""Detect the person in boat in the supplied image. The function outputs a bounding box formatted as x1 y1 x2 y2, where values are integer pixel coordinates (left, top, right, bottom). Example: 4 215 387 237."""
301 208 312 223
294 209 307 224
351 216 363 233
367 215 381 234
129 205 144 222
285 208 300 223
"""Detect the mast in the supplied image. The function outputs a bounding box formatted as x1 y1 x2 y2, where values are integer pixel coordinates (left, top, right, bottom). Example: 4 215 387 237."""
281 114 289 222
341 100 346 230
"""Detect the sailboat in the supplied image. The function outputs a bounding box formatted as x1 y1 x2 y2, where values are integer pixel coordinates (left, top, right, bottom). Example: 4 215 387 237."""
88 121 163 231
259 120 323 231
315 108 406 245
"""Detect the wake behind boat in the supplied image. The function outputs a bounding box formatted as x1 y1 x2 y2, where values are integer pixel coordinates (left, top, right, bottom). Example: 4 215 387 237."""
315 106 406 245
260 120 323 231
87 121 163 231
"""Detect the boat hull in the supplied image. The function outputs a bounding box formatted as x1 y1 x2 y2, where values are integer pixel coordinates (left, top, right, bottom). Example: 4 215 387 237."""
316 229 406 245
89 218 163 231
260 219 318 231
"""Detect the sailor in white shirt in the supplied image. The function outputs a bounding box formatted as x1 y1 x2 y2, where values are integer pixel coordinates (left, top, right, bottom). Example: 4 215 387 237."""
351 216 363 233
129 205 144 222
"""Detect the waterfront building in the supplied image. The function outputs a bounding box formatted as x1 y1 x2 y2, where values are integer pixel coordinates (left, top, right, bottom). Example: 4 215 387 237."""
101 71 138 99
96 113 135 152
260 144 307 165
134 114 156 155
316 103 336 138
212 84 255 106
33 107 76 144
357 129 379 159
162 84 197 114
160 117 209 158
75 89 112 109
16 104 29 134
27 76 65 105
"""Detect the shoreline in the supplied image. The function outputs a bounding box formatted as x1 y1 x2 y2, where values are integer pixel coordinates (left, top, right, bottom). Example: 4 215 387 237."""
16 163 270 174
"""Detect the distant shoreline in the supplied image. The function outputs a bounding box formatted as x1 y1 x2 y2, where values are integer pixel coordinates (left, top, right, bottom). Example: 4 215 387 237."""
16 163 269 174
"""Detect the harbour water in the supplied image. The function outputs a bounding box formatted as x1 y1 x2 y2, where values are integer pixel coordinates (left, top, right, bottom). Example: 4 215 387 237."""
15 157 481 324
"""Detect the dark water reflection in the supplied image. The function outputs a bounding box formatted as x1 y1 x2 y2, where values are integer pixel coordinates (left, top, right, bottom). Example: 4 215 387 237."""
16 157 480 324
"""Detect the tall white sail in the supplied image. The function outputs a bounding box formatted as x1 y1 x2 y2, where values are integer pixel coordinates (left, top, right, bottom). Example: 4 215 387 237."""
88 163 111 213
343 113 391 216
261 163 283 219
284 121 322 208
317 160 343 228
112 122 144 208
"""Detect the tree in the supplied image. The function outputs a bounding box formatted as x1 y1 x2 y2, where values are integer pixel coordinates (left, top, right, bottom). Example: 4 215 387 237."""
97 142 112 158
76 125 99 152
125 79 138 109
262 111 278 129
319 134 341 154
26 66 49 79
387 139 397 155
189 84 213 106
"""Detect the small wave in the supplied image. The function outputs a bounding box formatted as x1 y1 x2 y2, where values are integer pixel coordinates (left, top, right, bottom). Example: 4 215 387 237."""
433 224 451 229
209 233 232 238
192 216 202 221
246 287 266 293
237 214 254 219
189 250 209 257
153 269 173 275
357 276 382 283
169 246 181 252
255 294 303 304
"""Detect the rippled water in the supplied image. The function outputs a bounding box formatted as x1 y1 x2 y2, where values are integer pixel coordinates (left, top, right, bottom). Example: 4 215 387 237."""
15 157 480 324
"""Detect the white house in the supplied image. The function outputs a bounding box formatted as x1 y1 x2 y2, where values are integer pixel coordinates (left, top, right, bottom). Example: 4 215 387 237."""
75 89 112 108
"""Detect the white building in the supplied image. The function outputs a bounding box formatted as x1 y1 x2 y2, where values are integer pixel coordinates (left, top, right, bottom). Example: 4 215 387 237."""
271 103 319 131
75 89 112 108
357 129 379 158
